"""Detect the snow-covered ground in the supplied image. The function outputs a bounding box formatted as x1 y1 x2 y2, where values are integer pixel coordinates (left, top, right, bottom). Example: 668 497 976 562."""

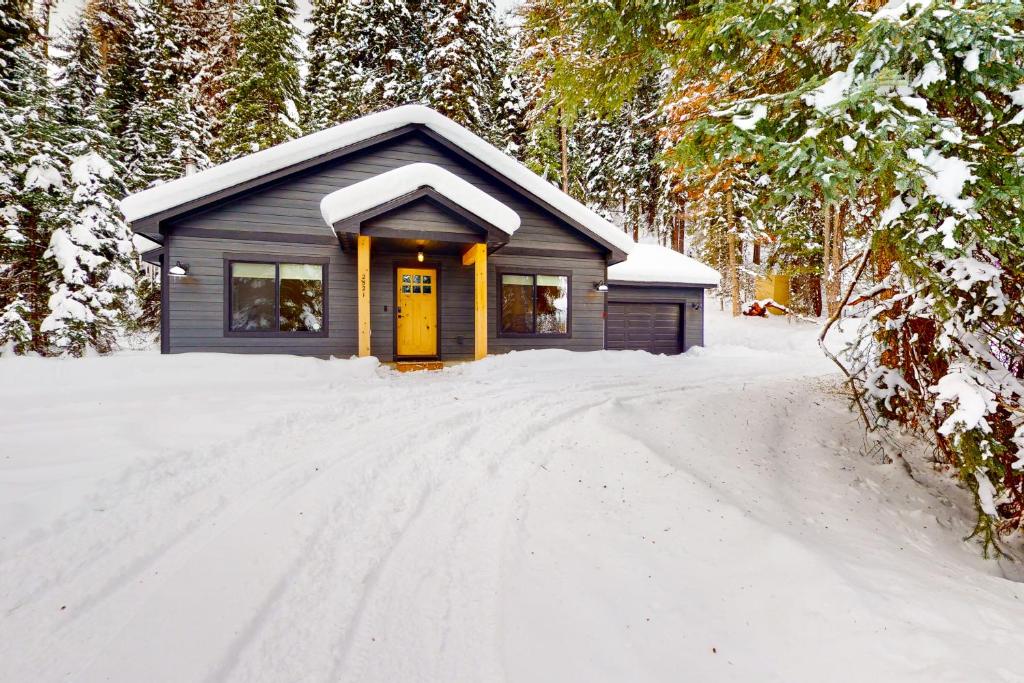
2 309 1023 682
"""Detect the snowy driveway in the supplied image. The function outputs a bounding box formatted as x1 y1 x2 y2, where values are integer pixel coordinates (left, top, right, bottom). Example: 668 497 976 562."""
2 312 1023 682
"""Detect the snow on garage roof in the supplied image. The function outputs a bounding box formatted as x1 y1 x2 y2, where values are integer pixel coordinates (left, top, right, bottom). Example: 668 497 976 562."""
120 105 634 254
608 244 721 287
320 163 521 235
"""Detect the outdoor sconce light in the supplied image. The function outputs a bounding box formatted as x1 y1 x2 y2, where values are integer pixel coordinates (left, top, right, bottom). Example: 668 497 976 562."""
594 281 609 292
168 261 189 277
690 301 702 311
417 248 425 263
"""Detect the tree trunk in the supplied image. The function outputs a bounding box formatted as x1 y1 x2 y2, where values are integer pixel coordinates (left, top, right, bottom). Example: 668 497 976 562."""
558 107 569 194
726 188 741 317
674 209 685 252
821 201 847 317
808 274 823 316
829 203 846 315
821 201 832 316
37 0 53 54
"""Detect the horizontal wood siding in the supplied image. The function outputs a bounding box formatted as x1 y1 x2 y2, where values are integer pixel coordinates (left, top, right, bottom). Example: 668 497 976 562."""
489 252 607 353
165 234 357 355
607 284 705 350
362 197 478 239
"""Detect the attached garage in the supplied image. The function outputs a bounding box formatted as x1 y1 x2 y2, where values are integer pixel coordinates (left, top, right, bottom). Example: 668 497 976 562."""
605 245 720 355
606 302 684 354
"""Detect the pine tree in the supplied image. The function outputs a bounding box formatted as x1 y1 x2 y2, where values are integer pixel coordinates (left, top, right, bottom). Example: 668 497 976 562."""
125 0 236 187
304 0 352 131
83 0 144 141
364 0 423 106
486 14 528 158
490 72 528 159
215 0 302 160
0 0 68 353
304 0 424 132
43 14 138 354
422 0 500 136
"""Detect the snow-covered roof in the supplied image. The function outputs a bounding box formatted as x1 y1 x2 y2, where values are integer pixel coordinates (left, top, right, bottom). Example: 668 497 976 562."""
608 244 721 287
120 105 634 255
320 163 521 235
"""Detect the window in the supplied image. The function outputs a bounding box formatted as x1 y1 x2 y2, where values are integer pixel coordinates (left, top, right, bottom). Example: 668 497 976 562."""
228 260 326 335
499 272 570 336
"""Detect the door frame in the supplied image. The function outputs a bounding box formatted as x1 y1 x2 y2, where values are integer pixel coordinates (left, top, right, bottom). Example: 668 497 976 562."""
392 260 443 361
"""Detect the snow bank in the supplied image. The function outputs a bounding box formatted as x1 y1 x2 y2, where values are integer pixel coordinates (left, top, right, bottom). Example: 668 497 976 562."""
319 163 521 235
607 243 720 286
120 105 634 254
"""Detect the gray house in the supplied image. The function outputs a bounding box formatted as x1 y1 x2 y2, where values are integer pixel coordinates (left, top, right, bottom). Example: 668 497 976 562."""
122 105 719 362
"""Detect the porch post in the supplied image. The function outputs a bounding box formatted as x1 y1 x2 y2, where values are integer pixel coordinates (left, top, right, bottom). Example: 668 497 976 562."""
462 242 487 360
357 235 371 357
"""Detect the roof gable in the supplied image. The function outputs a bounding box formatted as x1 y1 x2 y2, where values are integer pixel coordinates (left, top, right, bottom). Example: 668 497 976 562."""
321 163 520 236
120 106 633 260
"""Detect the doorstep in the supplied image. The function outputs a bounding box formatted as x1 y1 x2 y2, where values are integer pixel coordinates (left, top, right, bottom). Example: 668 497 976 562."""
392 361 445 373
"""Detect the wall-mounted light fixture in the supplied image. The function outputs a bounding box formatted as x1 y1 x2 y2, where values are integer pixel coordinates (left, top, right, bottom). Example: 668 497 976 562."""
168 261 189 277
417 248 425 263
689 301 702 311
594 281 609 292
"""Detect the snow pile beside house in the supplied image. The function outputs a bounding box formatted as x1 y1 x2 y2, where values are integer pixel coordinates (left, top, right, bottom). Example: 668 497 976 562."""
319 163 521 235
608 243 720 285
119 104 634 254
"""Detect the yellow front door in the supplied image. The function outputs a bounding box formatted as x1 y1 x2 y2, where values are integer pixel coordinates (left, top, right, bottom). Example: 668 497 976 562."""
396 267 438 357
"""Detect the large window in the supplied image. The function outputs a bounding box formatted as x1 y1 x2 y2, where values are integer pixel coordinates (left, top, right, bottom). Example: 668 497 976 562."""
228 259 326 335
499 272 570 336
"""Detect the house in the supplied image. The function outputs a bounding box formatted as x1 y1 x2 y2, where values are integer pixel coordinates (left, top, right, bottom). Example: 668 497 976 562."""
122 105 719 361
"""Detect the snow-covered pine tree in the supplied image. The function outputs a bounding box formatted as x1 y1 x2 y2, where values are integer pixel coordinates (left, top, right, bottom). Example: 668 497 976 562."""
125 0 237 187
214 0 302 161
304 0 423 132
356 0 423 109
82 0 144 141
577 74 672 242
42 13 138 354
304 0 354 131
487 16 528 159
422 0 500 136
0 0 68 353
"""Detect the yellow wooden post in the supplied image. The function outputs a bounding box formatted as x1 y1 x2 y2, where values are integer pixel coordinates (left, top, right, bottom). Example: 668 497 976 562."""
357 235 371 356
463 243 487 360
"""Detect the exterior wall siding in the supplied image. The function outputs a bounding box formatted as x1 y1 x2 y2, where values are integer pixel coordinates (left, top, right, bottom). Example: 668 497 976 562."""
606 284 706 351
166 234 357 355
161 130 613 358
489 252 607 354
361 197 478 240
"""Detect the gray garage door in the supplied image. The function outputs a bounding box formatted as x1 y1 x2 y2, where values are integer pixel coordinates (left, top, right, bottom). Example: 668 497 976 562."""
606 302 683 355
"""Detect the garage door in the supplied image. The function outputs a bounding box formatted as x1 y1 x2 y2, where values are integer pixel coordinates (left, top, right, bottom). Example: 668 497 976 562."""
606 302 683 355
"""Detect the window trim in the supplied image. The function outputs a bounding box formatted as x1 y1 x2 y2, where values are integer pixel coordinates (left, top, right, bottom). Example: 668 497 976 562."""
223 253 330 338
496 267 572 339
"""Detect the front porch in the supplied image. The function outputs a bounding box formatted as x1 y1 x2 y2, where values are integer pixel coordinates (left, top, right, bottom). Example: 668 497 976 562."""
319 162 521 363
353 237 490 362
